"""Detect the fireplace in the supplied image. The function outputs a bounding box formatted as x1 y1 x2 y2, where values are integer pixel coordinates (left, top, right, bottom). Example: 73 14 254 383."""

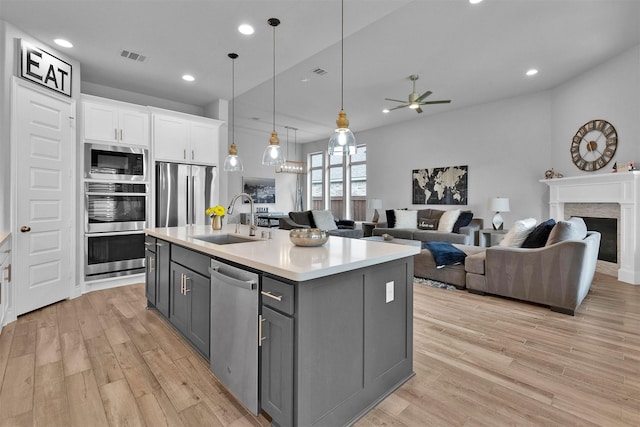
542 172 640 285
582 217 617 263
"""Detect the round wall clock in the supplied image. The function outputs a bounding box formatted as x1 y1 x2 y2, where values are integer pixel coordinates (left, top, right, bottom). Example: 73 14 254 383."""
570 119 617 171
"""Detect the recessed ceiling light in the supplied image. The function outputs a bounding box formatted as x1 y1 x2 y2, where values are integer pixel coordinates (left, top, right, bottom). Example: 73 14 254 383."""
301 77 310 83
182 74 195 82
526 68 539 76
382 109 390 114
54 38 73 48
238 24 254 35
469 0 483 4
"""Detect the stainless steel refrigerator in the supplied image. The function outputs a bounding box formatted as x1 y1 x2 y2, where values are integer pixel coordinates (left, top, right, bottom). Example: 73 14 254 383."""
156 162 218 227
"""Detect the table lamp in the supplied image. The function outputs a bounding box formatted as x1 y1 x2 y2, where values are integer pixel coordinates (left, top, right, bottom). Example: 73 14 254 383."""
488 197 510 230
367 199 382 222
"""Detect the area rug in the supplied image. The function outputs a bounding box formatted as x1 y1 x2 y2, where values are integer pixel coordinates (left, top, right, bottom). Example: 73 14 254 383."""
414 277 457 291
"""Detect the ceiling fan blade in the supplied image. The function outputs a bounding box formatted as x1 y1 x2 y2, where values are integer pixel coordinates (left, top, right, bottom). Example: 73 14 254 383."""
384 98 407 103
415 90 432 102
420 100 451 105
388 104 409 111
416 106 423 114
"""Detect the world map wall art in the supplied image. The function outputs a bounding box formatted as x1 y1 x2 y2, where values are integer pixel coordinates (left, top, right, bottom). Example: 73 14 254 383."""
412 165 468 205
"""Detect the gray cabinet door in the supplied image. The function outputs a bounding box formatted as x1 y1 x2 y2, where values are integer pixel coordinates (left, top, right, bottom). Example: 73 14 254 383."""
261 306 293 427
187 269 210 358
145 249 156 304
156 240 170 317
169 262 190 336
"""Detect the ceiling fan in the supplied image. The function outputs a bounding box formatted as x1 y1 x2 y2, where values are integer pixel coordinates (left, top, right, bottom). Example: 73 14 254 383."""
385 74 451 114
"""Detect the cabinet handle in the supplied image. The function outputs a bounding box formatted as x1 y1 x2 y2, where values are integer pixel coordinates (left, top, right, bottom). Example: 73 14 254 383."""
180 274 185 294
144 242 154 247
183 149 186 160
4 264 10 283
156 242 165 247
258 315 266 347
120 129 123 140
260 290 283 302
183 276 191 293
149 257 155 272
191 150 194 160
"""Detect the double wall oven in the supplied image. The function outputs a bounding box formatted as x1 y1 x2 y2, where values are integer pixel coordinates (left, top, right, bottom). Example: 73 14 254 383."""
84 143 149 280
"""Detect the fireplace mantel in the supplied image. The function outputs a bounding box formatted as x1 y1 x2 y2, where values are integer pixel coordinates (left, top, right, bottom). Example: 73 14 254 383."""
541 171 640 284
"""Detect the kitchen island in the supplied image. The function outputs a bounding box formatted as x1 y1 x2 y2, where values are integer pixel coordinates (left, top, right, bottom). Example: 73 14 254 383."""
145 224 419 427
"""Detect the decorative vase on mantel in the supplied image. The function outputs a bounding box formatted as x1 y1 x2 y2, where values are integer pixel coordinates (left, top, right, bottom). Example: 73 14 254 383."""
212 215 222 230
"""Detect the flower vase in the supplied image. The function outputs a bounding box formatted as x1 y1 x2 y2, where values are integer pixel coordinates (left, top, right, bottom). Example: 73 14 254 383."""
212 215 222 230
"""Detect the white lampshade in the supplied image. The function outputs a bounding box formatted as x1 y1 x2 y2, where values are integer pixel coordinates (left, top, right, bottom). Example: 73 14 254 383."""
328 127 356 156
488 197 510 230
223 153 244 172
367 199 382 209
488 197 510 212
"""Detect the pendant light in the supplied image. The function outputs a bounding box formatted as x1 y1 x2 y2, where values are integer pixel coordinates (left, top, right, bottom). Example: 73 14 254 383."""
223 53 244 172
328 0 356 156
262 18 285 166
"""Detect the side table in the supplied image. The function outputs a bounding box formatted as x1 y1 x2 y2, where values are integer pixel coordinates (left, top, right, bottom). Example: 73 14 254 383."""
479 228 508 247
361 222 377 237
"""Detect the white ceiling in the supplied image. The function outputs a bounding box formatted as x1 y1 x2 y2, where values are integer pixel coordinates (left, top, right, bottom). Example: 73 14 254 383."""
2 0 640 143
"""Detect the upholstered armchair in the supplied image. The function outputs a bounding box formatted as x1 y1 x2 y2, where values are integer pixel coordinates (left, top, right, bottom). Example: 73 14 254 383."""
279 210 364 238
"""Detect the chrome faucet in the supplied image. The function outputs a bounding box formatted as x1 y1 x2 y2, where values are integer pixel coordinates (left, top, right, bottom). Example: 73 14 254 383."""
227 193 256 236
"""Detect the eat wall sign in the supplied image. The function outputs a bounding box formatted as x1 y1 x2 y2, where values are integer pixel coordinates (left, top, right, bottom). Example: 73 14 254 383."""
20 40 72 97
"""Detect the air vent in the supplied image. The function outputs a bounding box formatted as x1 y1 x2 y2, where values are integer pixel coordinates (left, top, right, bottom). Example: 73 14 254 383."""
312 67 327 76
120 50 147 62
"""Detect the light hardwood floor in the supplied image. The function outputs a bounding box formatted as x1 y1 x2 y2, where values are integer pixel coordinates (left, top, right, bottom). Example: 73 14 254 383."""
0 272 639 426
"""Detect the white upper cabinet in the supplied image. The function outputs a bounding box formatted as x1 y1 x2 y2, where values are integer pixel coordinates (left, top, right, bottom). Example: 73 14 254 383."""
152 111 222 165
82 96 149 147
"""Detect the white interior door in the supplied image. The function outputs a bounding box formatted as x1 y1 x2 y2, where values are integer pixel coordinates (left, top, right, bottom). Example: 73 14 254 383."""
13 80 75 316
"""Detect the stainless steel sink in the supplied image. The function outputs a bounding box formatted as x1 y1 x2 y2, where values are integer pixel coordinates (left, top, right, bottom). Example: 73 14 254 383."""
191 234 259 245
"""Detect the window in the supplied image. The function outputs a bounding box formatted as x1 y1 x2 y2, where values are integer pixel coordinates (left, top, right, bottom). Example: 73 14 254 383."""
306 144 366 220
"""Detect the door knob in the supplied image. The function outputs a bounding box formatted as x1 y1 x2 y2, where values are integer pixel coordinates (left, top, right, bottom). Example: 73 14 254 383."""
20 225 31 232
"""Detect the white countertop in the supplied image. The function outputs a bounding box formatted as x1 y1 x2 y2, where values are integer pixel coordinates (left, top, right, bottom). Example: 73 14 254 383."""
145 224 420 282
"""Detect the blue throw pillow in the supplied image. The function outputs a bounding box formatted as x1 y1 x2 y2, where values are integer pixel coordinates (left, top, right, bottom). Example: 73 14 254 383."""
423 241 467 268
521 219 556 248
452 211 474 233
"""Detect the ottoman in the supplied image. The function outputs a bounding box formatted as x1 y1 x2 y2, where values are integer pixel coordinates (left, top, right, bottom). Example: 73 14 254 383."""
363 237 484 289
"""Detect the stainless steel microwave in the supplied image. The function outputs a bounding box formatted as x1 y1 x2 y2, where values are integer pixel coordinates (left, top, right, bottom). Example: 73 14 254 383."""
84 143 147 181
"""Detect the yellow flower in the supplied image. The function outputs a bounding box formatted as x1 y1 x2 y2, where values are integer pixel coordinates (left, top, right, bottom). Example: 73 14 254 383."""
206 205 225 217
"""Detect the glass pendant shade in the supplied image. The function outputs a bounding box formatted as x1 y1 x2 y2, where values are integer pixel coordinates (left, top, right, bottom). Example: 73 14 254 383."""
262 131 284 165
223 142 244 171
328 109 356 156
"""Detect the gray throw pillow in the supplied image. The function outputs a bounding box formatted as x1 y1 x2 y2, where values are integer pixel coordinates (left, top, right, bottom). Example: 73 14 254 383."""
311 210 338 231
546 217 587 246
418 218 438 230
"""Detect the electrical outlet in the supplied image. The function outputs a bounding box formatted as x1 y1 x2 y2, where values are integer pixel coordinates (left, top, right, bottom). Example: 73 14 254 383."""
386 281 394 303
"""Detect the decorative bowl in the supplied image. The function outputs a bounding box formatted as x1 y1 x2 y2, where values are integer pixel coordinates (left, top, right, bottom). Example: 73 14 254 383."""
381 233 394 241
289 228 329 247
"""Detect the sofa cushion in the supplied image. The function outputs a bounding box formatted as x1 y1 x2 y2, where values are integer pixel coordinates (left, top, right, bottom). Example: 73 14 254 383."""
289 210 314 227
453 211 474 233
312 210 338 231
418 218 438 230
429 209 445 220
437 209 461 232
422 241 467 267
546 217 587 246
465 251 486 275
499 218 537 247
394 209 417 228
522 218 556 248
385 209 396 228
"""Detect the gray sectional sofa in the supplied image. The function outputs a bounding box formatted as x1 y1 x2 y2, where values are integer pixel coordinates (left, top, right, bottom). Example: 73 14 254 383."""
372 208 483 245
465 218 601 315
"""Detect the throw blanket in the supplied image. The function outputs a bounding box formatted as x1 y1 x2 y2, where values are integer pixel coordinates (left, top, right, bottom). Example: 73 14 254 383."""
422 241 467 268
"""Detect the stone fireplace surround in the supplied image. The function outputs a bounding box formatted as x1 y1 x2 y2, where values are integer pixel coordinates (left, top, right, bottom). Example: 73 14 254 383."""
542 171 640 285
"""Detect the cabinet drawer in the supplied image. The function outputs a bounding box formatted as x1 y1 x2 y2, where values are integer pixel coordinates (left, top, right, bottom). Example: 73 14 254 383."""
171 245 210 278
261 277 294 315
144 235 156 253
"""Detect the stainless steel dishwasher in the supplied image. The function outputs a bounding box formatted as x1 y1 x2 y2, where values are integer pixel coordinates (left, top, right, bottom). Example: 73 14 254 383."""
209 259 260 415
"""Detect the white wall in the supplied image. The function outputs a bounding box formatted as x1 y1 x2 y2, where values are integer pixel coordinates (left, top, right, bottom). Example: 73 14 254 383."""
550 45 640 177
303 92 553 227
